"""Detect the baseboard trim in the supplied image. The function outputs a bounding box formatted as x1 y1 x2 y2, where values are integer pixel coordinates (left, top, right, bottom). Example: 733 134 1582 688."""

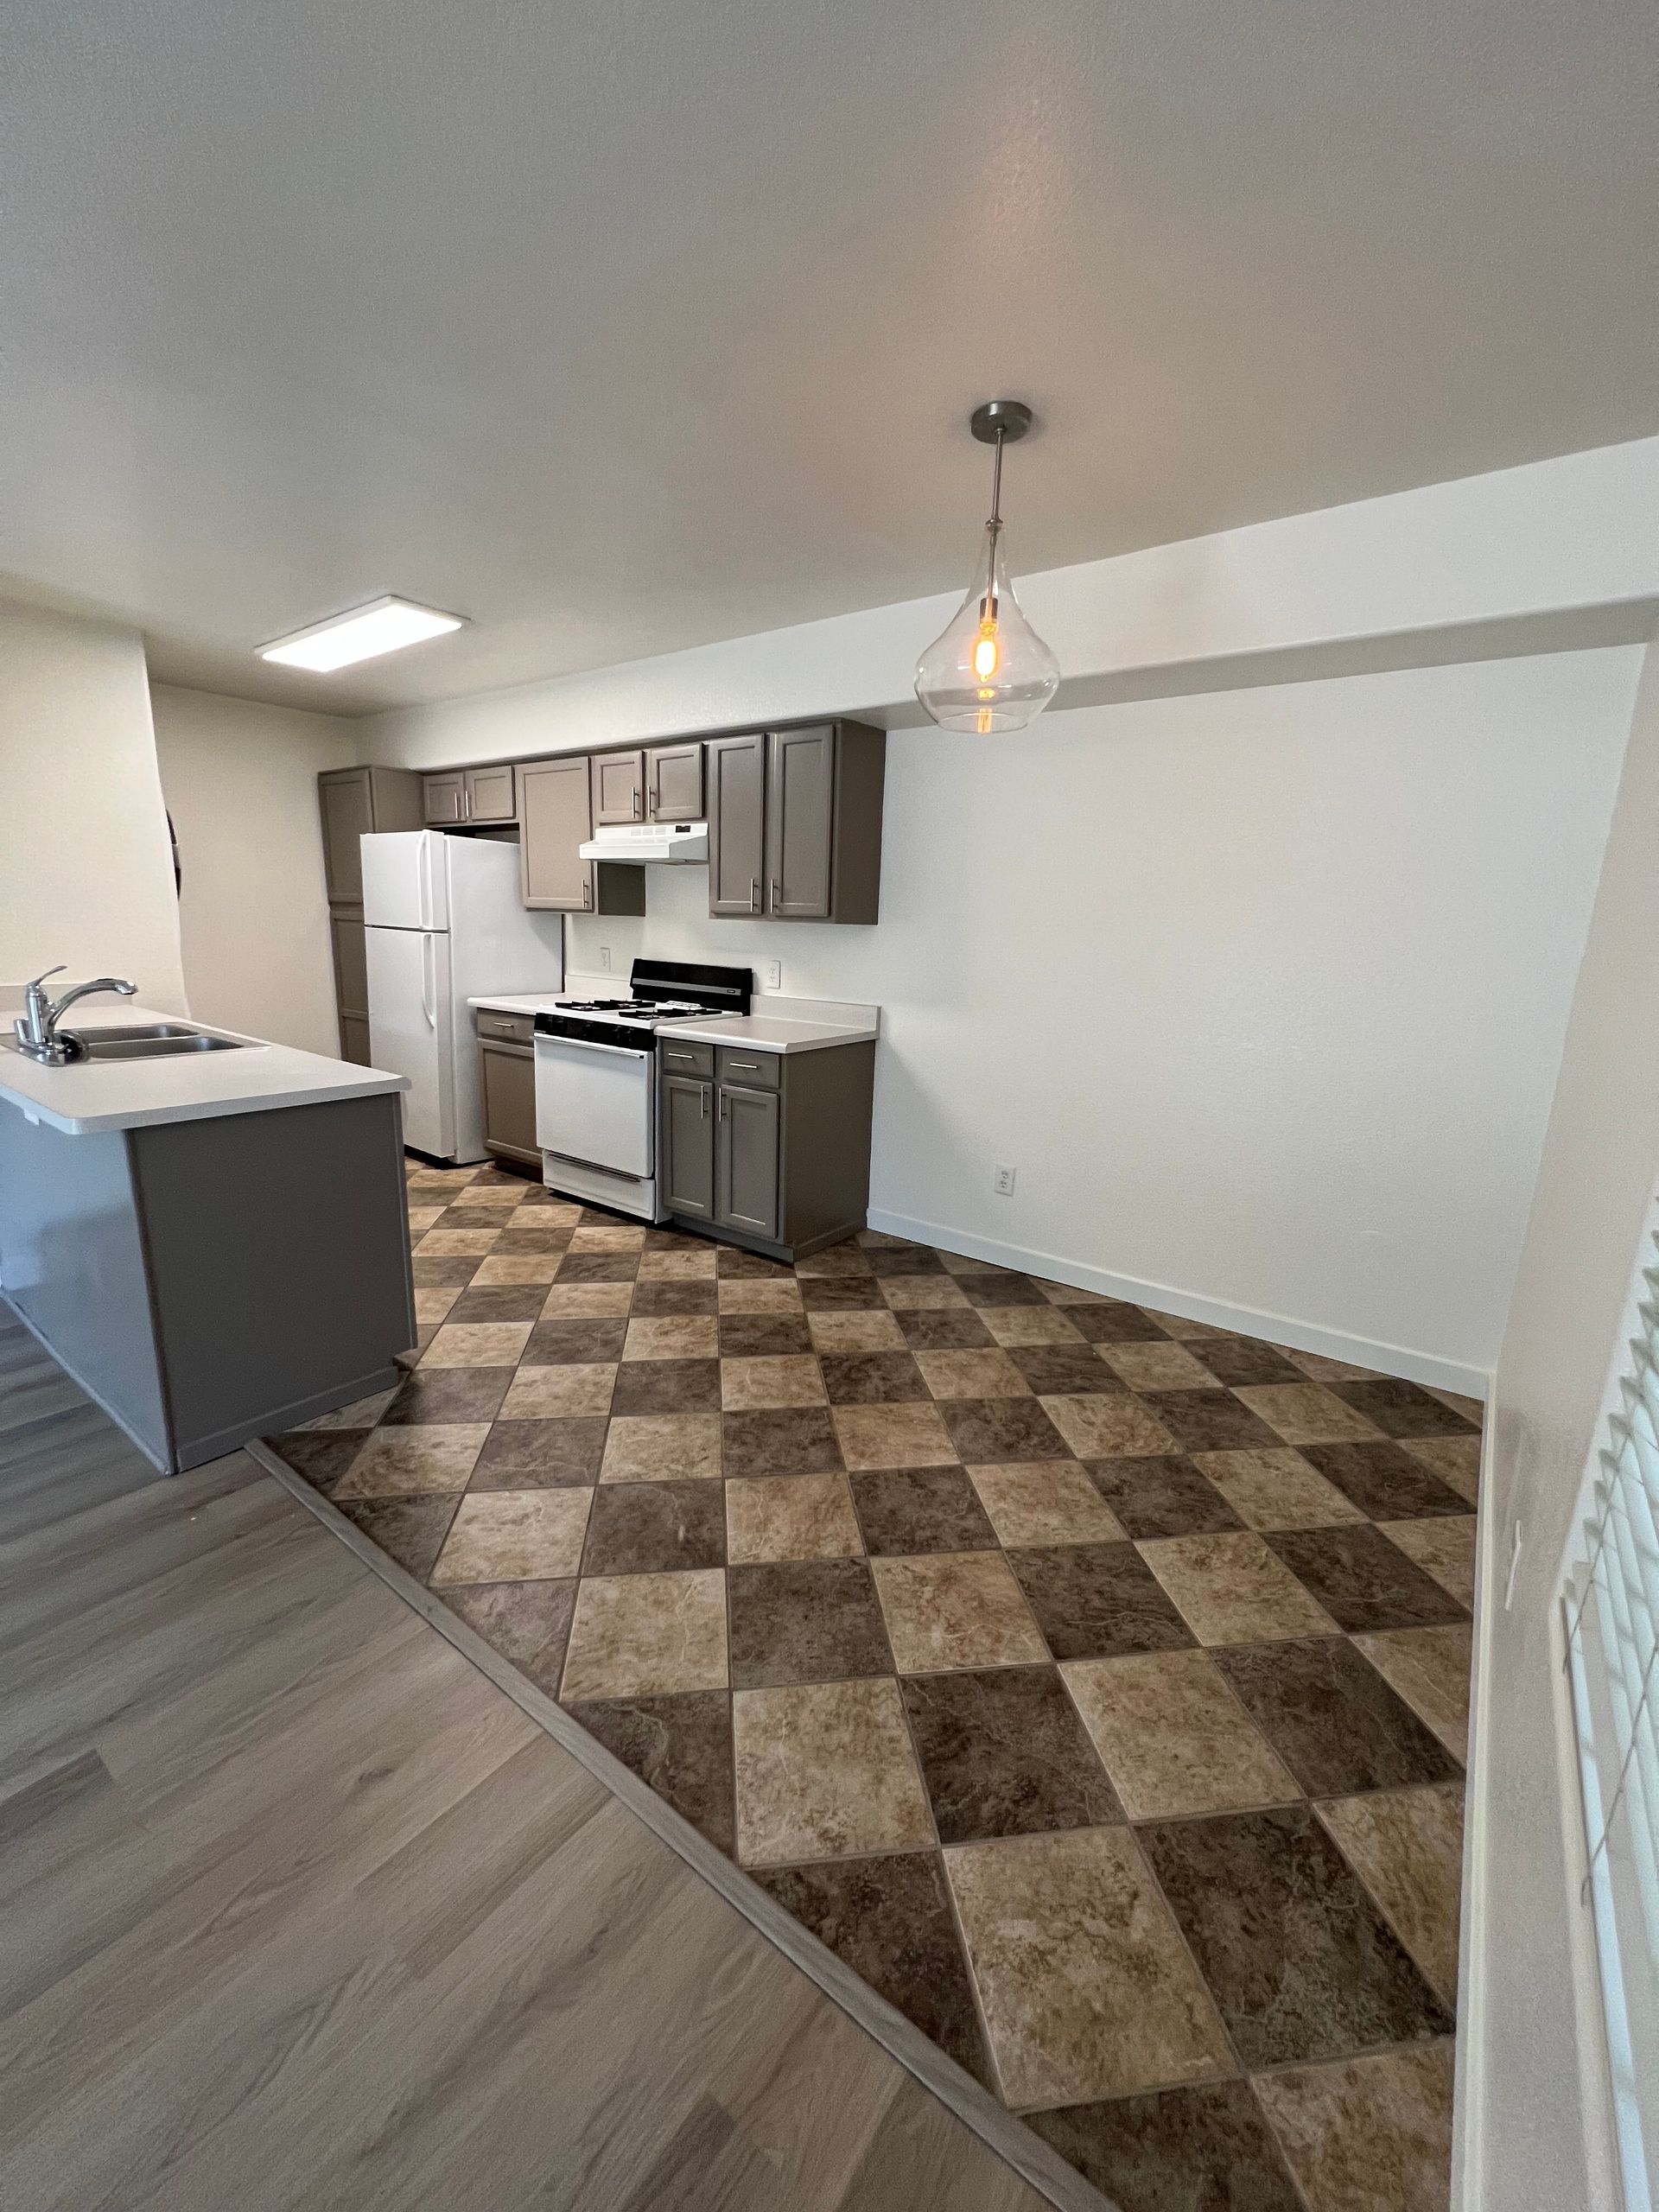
1449 1408 1499 2211
249 1441 1109 2212
865 1207 1492 1399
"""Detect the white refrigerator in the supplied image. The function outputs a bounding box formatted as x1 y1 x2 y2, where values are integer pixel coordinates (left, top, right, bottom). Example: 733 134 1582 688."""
363 831 563 1163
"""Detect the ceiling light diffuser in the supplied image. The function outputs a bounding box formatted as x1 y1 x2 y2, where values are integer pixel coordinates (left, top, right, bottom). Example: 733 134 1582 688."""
258 595 464 672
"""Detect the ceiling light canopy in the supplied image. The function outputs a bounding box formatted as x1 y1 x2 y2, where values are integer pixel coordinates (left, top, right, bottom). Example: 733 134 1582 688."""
915 400 1058 735
258 594 464 672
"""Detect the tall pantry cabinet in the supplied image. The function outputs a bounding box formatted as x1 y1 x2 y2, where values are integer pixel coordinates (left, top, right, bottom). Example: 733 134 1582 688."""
316 766 424 1063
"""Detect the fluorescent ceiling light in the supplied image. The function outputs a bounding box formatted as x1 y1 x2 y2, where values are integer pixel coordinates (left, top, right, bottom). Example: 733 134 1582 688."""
258 594 464 672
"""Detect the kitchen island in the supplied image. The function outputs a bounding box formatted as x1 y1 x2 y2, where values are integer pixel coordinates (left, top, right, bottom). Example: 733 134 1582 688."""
0 1003 415 1474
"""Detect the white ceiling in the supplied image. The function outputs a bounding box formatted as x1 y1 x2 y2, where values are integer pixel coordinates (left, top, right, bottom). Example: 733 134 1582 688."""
5 0 1656 714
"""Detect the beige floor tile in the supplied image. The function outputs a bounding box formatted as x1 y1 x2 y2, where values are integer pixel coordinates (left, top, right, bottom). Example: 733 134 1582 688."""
1140 1532 1338 1643
1252 2042 1455 2212
1192 1448 1367 1530
1233 1384 1384 1446
540 1281 634 1314
832 1400 959 1470
499 1363 616 1419
981 1306 1084 1346
1099 1341 1224 1391
601 1412 723 1482
567 1224 646 1251
528 1198 583 1224
1281 1348 1388 1384
1316 1783 1464 2005
913 1348 1033 1400
880 1275 970 1311
1401 1434 1481 1503
721 1355 827 1410
421 1320 534 1368
406 1167 480 1191
1062 1649 1299 1819
334 1425 490 1497
1379 1516 1477 1608
1042 1394 1180 1459
969 1462 1128 1547
454 1183 525 1207
413 1285 462 1324
733 1677 933 1866
1036 1281 1116 1305
430 1488 591 1585
944 1827 1233 2108
471 1254 563 1286
727 1472 863 1563
416 1228 502 1256
1352 1624 1472 1760
718 1278 804 1313
405 1207 446 1235
622 1316 719 1361
872 1551 1047 1672
638 1247 720 1281
561 1568 728 1700
808 1309 907 1353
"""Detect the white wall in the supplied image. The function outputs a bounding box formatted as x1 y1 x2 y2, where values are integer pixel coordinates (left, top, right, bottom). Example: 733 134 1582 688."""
1459 633 1659 2211
0 601 187 1014
151 684 357 1054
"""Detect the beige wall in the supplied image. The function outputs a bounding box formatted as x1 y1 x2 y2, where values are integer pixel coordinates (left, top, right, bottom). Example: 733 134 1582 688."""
0 601 187 1014
151 684 357 1054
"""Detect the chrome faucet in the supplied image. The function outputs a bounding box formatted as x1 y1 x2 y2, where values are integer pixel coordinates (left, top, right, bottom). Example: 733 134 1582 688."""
14 968 138 1065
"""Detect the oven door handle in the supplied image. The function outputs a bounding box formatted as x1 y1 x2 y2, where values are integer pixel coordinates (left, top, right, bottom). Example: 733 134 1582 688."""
533 1034 652 1062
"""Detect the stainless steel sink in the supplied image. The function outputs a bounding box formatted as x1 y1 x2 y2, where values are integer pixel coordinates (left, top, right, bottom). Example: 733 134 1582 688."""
69 1024 244 1059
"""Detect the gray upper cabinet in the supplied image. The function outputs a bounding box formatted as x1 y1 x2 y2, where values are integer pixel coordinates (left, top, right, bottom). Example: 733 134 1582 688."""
707 732 767 916
646 741 703 823
706 720 885 924
319 765 423 904
519 757 595 911
423 772 466 824
466 764 517 823
766 725 836 919
592 748 645 826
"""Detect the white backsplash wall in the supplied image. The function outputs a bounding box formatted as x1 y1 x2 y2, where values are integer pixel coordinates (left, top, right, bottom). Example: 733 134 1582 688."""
559 647 1639 1382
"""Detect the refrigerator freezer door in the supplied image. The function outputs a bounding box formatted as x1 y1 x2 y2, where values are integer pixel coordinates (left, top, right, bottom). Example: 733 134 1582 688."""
366 925 455 1158
361 831 448 931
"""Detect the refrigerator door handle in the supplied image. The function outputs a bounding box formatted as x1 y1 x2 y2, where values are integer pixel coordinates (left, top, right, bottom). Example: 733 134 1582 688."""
420 934 436 1029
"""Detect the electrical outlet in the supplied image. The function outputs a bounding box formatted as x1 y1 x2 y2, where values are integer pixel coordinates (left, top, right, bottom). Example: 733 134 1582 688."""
598 945 612 971
764 958 782 992
993 1164 1016 1197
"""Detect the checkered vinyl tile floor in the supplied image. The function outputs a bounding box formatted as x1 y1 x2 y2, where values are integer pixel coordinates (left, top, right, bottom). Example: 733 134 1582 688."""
269 1158 1480 2211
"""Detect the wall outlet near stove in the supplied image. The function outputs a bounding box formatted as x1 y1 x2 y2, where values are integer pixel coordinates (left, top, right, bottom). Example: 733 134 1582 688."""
993 1164 1017 1198
763 958 782 992
598 945 612 971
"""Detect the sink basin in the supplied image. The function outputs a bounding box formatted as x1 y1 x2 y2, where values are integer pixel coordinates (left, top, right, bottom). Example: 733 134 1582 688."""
71 1025 243 1058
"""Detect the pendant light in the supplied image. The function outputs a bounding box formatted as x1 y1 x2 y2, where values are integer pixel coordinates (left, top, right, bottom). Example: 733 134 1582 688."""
915 399 1059 734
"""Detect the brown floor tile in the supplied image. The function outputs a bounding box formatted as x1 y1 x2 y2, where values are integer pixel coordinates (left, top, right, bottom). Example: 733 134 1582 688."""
798 1275 885 1312
893 1306 995 1348
945 1826 1232 2108
795 1242 877 1276
500 1363 617 1420
494 1227 578 1256
582 1480 727 1574
383 1367 513 1424
1232 1384 1384 1446
969 1461 1128 1547
1044 1393 1182 1459
728 1556 893 1687
1004 1344 1120 1395
751 1853 993 2088
880 1275 970 1312
1327 1378 1478 1440
1139 1803 1454 2068
832 1400 958 1470
1252 2041 1456 2212
806 1308 907 1353
864 1243 944 1276
733 1677 933 1865
1133 1390 1283 1452
631 1279 720 1317
622 1315 720 1362
717 1313 813 1357
610 1358 721 1414
1141 1533 1339 1644
1401 1434 1482 1503
817 1351 931 1403
1317 1783 1464 2006
1350 1624 1471 1761
564 1689 734 1853
726 1472 863 1563
601 1412 723 1483
440 1577 576 1694
940 1396 1074 1466
721 1355 828 1410
1187 1338 1307 1387
980 1305 1084 1346
1265 1525 1467 1632
1009 1541 1196 1662
538 1281 633 1314
447 1285 545 1324
1377 1516 1477 1609
435 1205 520 1232
957 1271 1048 1306
334 1492 459 1579
1064 1648 1299 1820
431 1488 591 1583
872 1551 1048 1672
1192 1448 1366 1531
717 1277 804 1313
554 1250 639 1283
522 1317 630 1364
265 1430 367 1495
1099 1340 1224 1392
849 1466 999 1555
721 1406 842 1478
560 1568 728 1700
637 1247 719 1281
1298 1440 1471 1521
1085 1454 1243 1539
301 1385 399 1430
718 1244 795 1279
1025 2081 1304 2212
469 1416 609 1489
1215 1637 1463 1795
1059 1301 1173 1342
900 1664 1121 1842
335 1424 491 1497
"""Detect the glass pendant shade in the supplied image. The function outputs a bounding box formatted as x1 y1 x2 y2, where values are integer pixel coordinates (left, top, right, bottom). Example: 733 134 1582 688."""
915 518 1059 734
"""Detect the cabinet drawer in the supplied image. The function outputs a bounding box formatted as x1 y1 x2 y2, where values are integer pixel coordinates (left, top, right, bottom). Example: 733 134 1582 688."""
659 1039 715 1079
717 1046 780 1091
475 1010 534 1046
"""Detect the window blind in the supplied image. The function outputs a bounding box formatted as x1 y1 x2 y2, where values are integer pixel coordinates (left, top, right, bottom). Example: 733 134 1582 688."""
1563 1231 1659 2211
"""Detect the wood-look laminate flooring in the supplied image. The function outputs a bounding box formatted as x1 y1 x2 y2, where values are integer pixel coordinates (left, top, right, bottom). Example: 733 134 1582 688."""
0 1305 1047 2212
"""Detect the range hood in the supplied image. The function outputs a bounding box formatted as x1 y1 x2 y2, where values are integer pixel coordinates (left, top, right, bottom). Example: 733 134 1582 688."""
578 821 709 865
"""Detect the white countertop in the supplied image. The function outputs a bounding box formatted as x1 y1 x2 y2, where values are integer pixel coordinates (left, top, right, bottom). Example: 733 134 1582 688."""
467 992 573 1017
0 1003 409 1137
467 988 880 1055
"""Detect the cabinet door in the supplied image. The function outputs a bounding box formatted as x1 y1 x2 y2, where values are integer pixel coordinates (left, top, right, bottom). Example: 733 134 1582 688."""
466 765 517 823
423 772 466 824
339 1013 372 1066
518 759 594 911
662 1074 716 1220
716 1084 780 1240
319 769 373 902
592 749 645 826
647 742 703 823
330 912 369 1023
707 733 767 917
766 725 836 919
480 1045 540 1166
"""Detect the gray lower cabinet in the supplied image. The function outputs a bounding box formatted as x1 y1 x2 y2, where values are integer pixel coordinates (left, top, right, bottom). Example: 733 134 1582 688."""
706 721 885 924
479 1046 539 1170
658 1039 874 1260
